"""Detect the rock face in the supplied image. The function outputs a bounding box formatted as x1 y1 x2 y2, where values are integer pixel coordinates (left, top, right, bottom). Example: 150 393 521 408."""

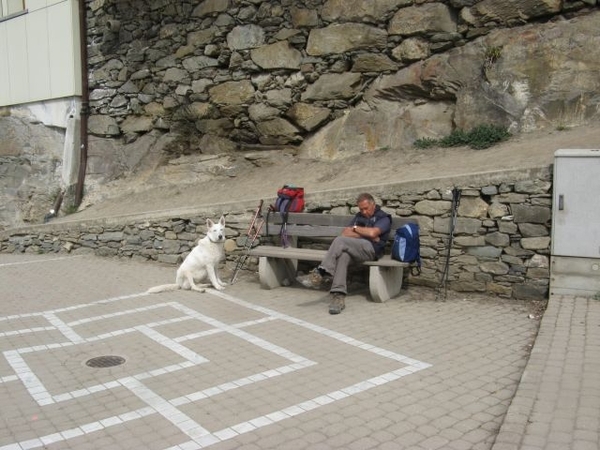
0 116 64 228
79 0 599 165
0 0 599 227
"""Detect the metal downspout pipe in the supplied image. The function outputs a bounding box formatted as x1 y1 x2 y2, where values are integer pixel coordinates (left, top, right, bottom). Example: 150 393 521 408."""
75 0 89 208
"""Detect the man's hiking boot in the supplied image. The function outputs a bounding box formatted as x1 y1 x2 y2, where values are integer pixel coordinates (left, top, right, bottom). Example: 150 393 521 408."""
296 268 330 289
328 292 346 315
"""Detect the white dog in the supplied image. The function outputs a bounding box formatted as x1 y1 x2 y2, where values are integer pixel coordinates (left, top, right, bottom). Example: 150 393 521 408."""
147 216 227 294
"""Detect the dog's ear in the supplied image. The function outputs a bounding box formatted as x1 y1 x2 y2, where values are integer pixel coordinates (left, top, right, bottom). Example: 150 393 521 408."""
219 215 225 226
206 218 214 228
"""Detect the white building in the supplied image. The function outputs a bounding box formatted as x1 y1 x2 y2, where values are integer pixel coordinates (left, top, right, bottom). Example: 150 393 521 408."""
0 0 84 204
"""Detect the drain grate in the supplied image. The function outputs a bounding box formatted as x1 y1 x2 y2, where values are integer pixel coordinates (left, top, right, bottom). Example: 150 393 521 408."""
85 355 126 368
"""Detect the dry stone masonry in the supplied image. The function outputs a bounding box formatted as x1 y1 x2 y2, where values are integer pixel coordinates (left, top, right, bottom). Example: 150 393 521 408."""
0 169 552 300
84 0 600 171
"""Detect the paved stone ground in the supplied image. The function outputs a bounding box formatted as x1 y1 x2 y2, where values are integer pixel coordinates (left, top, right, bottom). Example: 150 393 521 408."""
0 253 543 450
492 295 600 450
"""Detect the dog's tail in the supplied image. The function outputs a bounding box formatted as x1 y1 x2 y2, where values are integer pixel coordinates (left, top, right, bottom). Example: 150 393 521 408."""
146 284 180 294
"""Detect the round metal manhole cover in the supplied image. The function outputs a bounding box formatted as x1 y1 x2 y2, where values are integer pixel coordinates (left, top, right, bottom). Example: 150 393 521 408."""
85 355 126 368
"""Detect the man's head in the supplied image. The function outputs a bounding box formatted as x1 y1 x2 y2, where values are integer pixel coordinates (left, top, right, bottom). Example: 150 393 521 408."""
356 193 376 218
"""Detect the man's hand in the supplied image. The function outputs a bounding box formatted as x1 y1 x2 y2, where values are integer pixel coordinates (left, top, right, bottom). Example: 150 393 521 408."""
342 226 382 241
342 226 358 237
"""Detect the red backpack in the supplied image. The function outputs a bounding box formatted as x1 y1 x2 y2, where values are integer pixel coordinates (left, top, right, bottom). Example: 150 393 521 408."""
269 185 305 247
273 185 304 213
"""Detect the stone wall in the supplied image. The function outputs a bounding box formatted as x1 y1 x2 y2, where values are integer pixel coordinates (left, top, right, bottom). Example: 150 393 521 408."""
0 167 552 300
85 0 600 171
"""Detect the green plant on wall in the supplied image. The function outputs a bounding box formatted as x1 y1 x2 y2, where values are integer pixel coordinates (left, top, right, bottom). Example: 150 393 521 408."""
414 124 511 150
64 204 79 215
485 46 502 65
483 45 503 80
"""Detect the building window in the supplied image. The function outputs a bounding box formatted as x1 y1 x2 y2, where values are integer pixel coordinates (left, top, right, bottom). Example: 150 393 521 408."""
0 0 26 19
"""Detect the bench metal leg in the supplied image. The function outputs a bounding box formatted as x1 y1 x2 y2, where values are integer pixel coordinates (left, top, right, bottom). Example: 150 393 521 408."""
258 257 298 289
369 265 404 303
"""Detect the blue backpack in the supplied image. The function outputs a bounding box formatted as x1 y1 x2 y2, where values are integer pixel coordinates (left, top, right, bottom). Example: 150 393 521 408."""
392 223 421 274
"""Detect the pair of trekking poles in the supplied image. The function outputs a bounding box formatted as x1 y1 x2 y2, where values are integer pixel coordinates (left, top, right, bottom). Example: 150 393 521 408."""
230 200 265 284
230 197 298 284
436 187 462 301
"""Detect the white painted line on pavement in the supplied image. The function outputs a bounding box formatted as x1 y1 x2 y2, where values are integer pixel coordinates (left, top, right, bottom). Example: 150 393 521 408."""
0 288 432 450
0 255 85 268
43 313 85 344
136 325 210 365
3 350 54 406
122 377 213 442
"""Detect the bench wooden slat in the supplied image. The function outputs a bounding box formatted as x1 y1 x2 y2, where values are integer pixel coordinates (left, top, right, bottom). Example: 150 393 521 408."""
269 224 346 237
262 213 415 238
263 213 353 227
249 246 327 261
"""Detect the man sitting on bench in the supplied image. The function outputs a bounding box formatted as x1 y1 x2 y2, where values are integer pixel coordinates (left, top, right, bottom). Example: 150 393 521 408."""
296 193 392 315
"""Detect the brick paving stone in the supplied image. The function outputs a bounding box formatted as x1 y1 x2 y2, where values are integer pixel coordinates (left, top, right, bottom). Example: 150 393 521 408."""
439 427 465 441
463 427 494 444
420 435 450 449
347 436 382 450
379 442 405 450
521 434 547 447
576 416 600 432
573 429 599 442
572 440 600 450
367 429 396 443
384 420 413 436
448 439 479 450
395 430 426 447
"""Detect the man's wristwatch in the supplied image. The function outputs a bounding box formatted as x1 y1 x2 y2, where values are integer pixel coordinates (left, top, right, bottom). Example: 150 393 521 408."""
353 225 358 232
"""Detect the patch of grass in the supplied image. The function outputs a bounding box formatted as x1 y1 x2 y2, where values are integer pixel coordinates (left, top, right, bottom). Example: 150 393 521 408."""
482 46 503 81
484 46 502 65
414 124 511 150
413 137 439 149
593 292 600 301
439 129 470 147
462 124 511 149
64 204 79 215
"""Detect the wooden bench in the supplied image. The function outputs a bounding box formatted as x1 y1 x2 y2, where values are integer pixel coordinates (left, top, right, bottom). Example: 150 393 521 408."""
248 213 418 303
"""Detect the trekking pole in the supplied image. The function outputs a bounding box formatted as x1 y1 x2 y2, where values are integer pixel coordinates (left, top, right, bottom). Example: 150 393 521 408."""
436 187 461 301
231 200 265 284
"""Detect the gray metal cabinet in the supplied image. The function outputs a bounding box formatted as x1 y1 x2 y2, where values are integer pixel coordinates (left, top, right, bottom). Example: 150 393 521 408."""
551 149 600 296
